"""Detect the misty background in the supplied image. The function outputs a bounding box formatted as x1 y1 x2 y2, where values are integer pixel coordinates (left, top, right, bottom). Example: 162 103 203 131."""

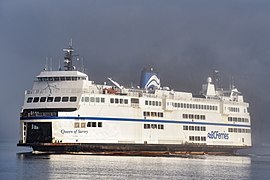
1 0 270 147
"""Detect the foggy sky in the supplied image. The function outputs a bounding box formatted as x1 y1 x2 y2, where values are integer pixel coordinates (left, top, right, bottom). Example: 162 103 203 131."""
1 0 270 146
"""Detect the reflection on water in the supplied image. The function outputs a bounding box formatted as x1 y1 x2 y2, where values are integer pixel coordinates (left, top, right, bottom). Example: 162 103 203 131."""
2 141 270 180
16 153 252 180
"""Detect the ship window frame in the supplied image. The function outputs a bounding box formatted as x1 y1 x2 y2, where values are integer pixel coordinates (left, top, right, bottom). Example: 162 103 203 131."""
33 97 39 103
40 97 46 102
195 126 200 131
144 124 150 129
54 97 61 102
131 98 139 104
60 77 65 81
90 97 95 102
158 124 164 129
70 96 77 102
62 96 69 102
66 77 71 81
98 122 102 127
27 97 33 103
201 126 206 131
110 98 114 103
74 122 80 128
124 99 128 104
47 97 54 102
81 122 86 128
101 98 105 103
72 77 77 81
151 124 157 129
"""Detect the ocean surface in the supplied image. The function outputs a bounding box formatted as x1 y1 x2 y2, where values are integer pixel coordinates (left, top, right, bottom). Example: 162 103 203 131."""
1 140 270 180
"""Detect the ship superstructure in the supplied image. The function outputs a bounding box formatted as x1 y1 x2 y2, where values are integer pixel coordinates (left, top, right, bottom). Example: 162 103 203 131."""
18 43 251 155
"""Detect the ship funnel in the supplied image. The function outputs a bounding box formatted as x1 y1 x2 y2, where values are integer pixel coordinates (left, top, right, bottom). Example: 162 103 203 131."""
140 68 160 90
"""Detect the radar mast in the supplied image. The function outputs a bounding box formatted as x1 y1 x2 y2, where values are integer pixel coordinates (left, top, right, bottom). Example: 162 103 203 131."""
63 39 75 71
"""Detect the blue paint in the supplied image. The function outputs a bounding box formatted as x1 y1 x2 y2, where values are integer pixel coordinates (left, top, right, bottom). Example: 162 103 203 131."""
20 116 251 128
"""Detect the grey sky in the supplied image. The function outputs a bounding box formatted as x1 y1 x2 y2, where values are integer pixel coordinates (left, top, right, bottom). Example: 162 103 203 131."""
1 0 270 146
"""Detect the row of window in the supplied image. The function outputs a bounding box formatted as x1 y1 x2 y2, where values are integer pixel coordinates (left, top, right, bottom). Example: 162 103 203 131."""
37 76 86 82
110 98 129 104
81 97 105 103
74 122 102 128
228 117 249 123
228 128 251 133
189 136 206 141
144 124 164 130
183 114 206 120
172 103 218 111
228 107 240 112
183 125 206 131
27 96 77 103
143 111 164 118
145 100 162 107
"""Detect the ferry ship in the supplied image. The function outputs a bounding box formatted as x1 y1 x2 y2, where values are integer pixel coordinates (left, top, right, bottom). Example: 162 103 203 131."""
17 42 252 155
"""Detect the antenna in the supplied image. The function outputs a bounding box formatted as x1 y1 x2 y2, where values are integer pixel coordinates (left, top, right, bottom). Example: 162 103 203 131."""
230 76 235 90
69 38 73 46
63 39 75 71
212 70 220 89
58 59 61 71
81 57 84 73
50 57 53 71
44 57 48 71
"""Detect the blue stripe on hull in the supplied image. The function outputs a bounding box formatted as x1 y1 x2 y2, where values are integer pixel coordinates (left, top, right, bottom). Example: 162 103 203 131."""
20 116 251 128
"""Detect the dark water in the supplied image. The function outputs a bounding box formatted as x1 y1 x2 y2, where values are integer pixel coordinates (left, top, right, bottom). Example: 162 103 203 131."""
1 140 270 179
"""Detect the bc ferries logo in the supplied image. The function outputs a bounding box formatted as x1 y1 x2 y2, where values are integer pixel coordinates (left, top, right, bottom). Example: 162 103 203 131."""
207 131 229 140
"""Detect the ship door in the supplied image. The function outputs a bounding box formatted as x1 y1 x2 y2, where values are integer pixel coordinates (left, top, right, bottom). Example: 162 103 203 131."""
26 122 52 143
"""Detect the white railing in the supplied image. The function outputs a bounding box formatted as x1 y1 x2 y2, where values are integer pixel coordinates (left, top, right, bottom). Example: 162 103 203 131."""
25 88 91 95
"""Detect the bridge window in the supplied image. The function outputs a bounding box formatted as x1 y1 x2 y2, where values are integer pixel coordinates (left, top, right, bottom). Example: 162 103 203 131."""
70 97 77 102
27 97 33 103
40 97 46 102
62 97 69 102
54 97 61 102
47 97 53 102
33 97 39 103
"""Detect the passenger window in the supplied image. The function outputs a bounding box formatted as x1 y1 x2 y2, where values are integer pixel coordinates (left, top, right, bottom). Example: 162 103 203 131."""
110 98 114 103
101 98 105 103
90 97 95 102
98 122 102 127
85 97 89 102
74 122 80 128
